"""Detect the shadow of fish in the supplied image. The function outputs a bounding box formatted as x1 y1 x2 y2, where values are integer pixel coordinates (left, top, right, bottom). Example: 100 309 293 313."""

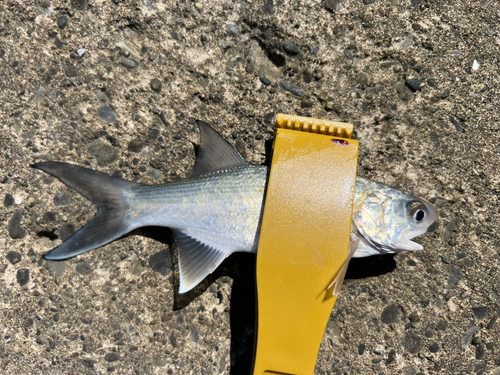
33 121 437 293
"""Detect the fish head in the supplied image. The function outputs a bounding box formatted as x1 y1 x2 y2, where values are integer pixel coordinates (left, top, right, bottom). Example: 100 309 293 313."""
353 180 437 256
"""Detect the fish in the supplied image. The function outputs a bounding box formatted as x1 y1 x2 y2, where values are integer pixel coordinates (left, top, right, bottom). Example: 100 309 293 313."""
32 120 437 294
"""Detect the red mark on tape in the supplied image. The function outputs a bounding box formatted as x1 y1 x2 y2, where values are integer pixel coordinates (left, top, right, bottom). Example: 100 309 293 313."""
331 139 349 147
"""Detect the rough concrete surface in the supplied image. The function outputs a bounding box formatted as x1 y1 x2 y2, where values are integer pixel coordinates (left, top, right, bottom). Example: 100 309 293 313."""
0 0 499 374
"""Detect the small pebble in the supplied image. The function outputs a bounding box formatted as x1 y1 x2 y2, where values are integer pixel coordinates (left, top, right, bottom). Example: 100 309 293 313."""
358 343 366 355
6 251 22 264
4 194 15 207
98 106 117 123
472 306 488 320
429 343 439 353
121 57 138 69
128 138 145 153
381 304 399 324
406 78 421 91
260 77 271 86
150 78 162 92
26 196 36 207
194 2 204 11
279 81 304 97
441 255 449 263
75 262 92 276
17 269 30 286
8 209 27 239
57 15 68 29
104 353 120 362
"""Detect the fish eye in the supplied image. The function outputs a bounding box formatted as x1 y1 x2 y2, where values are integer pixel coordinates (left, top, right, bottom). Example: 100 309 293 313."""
407 201 427 223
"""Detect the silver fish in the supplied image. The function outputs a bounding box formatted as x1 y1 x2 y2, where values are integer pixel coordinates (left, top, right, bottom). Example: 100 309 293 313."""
33 121 437 293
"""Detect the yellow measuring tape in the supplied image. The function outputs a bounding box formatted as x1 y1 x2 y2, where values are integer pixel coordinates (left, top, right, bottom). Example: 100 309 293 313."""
252 114 359 375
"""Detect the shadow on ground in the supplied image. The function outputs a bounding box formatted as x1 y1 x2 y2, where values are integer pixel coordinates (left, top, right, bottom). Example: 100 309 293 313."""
131 226 396 375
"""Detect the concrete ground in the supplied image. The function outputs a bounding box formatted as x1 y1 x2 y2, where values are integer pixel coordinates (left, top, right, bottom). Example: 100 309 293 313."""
0 0 499 374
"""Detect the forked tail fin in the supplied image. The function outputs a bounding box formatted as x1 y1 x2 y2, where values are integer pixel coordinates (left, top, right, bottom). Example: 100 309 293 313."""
32 162 141 260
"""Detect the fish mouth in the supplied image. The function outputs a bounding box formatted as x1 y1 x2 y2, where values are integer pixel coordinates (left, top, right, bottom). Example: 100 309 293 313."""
355 225 425 254
396 237 424 251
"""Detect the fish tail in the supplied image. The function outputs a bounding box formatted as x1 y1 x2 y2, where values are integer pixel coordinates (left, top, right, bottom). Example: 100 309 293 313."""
32 162 141 260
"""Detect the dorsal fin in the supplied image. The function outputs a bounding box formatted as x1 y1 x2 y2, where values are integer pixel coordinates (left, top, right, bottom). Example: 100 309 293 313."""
190 120 249 178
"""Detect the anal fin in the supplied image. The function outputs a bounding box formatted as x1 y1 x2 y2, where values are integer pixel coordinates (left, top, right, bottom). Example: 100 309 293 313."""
173 230 230 294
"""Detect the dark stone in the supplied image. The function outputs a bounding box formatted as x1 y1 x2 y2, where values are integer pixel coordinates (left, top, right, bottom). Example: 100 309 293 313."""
148 128 160 140
6 251 22 264
260 77 271 86
43 211 57 222
358 343 366 355
303 68 313 83
406 78 421 91
394 82 413 102
385 349 396 365
487 315 497 329
344 48 355 60
225 23 241 38
264 112 275 124
442 255 449 264
263 0 274 15
425 326 434 338
279 81 304 97
324 0 339 12
73 0 88 10
54 38 65 49
121 57 138 69
53 193 69 206
283 38 300 55
309 46 319 55
170 332 179 348
381 304 399 324
475 364 486 373
200 33 208 42
472 306 488 320
65 65 78 77
8 209 27 239
149 250 172 276
150 78 162 92
17 269 30 286
210 93 223 104
476 344 485 360
128 138 145 153
411 0 423 9
450 116 464 133
245 63 254 74
4 193 14 207
190 329 199 343
104 352 120 362
448 265 462 289
436 320 448 331
59 223 75 241
363 0 376 4
57 16 68 29
75 262 92 276
88 139 119 167
403 332 423 354
82 359 95 369
429 343 439 353
300 98 314 108
436 90 450 99
98 106 117 123
427 78 437 88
